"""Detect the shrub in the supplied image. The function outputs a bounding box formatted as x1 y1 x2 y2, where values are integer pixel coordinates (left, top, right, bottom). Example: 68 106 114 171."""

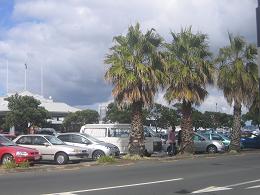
2 160 17 169
122 154 142 161
97 156 116 164
18 161 30 168
2 160 30 169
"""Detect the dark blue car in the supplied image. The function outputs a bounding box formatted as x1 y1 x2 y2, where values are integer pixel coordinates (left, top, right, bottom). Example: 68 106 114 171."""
241 135 260 149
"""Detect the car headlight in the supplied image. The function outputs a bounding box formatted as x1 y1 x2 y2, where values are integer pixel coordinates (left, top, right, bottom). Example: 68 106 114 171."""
16 151 28 156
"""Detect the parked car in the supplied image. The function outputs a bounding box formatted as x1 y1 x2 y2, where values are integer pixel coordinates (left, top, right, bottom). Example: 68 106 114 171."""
0 135 41 165
163 132 225 154
35 128 57 136
57 133 120 160
202 133 230 150
14 135 89 165
241 134 260 149
80 123 162 156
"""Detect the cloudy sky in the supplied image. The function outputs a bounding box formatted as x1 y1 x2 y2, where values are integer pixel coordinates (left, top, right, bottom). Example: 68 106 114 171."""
0 0 258 113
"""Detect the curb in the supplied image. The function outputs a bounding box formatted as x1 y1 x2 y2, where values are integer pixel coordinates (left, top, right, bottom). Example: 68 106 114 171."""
0 149 259 174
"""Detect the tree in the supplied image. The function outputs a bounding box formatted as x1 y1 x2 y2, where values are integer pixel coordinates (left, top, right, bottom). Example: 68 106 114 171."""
4 94 50 133
192 109 204 131
104 103 131 123
217 34 258 152
242 92 260 130
63 109 99 132
164 28 215 154
104 23 164 155
145 103 180 130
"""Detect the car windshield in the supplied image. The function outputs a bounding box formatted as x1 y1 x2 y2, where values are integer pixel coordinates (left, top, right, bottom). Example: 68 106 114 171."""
0 135 16 146
44 135 64 145
82 133 103 143
217 134 230 140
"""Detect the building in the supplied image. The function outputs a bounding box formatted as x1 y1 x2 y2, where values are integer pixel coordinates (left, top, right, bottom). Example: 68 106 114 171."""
0 91 81 131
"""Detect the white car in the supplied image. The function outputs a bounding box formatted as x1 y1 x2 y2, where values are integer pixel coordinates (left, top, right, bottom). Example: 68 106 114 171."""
14 134 89 165
57 133 120 160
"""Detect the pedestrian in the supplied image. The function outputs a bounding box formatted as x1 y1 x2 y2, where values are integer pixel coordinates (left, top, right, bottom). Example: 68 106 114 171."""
167 126 176 156
177 129 182 153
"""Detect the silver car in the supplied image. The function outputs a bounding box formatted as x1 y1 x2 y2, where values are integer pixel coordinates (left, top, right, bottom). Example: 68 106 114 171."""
57 133 120 160
193 132 225 153
14 134 89 165
163 132 225 154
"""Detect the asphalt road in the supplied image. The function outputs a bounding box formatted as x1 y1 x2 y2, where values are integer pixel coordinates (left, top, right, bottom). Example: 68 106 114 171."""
0 152 260 195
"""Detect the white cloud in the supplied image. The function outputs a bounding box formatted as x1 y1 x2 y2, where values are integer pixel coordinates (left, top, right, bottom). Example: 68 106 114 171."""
0 0 257 112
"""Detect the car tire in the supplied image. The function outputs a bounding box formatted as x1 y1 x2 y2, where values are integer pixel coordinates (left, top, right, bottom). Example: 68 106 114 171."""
144 149 152 157
207 145 217 153
2 154 14 164
92 150 105 160
55 152 69 165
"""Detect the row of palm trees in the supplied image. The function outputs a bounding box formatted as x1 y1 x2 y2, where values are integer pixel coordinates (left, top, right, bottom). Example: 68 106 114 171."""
104 23 258 155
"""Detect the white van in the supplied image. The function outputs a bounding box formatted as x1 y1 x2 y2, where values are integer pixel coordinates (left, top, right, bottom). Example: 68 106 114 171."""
80 124 162 155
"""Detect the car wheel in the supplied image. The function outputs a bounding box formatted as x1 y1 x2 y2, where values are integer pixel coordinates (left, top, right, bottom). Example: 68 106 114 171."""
2 154 14 164
55 152 69 165
92 150 105 160
207 145 217 153
144 149 152 157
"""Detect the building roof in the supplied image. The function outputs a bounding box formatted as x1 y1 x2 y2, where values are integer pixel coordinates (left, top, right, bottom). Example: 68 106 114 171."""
0 91 80 114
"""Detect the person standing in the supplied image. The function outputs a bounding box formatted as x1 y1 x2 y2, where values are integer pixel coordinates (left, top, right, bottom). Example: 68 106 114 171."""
167 126 176 156
177 129 182 153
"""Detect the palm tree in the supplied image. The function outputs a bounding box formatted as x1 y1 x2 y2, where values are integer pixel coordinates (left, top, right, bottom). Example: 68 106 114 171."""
104 23 164 155
217 34 258 152
164 28 215 154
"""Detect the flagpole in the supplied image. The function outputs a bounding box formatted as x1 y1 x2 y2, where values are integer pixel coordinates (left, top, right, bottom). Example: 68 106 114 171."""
6 59 9 94
41 64 43 96
24 63 27 91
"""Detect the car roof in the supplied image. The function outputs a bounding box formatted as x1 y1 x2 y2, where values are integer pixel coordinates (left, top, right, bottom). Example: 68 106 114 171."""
58 132 84 136
18 134 53 137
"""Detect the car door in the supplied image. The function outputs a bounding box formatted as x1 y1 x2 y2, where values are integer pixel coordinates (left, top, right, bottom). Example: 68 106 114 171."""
70 134 92 149
57 134 71 145
194 134 207 152
256 136 260 148
31 136 54 160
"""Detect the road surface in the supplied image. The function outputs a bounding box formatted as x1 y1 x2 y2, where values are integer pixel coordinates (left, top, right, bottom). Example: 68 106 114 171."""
0 152 260 195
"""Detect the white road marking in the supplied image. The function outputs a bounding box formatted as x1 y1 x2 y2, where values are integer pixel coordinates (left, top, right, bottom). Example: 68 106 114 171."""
225 179 260 188
192 186 232 194
192 179 260 194
246 185 260 189
42 178 183 195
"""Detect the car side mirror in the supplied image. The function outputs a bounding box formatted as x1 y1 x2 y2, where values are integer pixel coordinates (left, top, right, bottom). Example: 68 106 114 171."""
43 142 50 147
82 140 90 145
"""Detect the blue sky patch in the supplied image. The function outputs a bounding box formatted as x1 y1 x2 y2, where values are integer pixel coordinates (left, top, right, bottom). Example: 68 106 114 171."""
0 0 15 29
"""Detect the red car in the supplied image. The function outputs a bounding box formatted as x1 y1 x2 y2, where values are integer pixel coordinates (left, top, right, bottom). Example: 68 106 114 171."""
0 135 41 164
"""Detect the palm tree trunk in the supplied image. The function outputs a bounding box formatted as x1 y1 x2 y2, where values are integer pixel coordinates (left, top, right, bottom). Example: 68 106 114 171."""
179 100 194 154
230 101 241 152
129 101 145 156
